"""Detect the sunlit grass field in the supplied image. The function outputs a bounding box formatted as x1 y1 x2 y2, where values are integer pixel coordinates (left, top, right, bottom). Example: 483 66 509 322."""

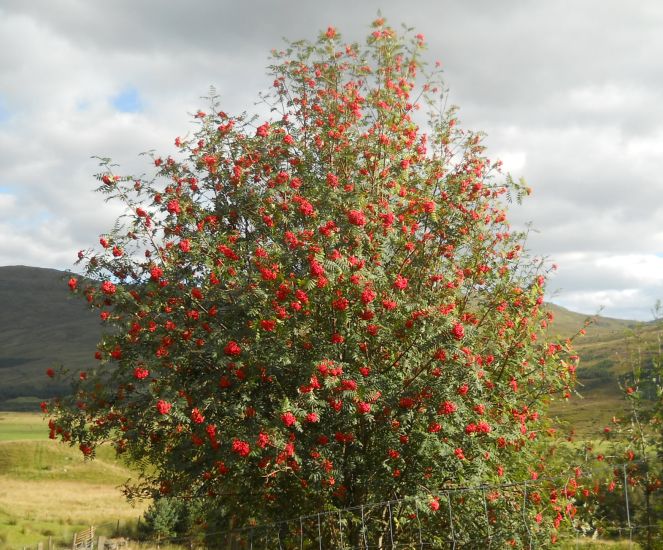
0 414 648 549
0 411 49 441
0 412 146 549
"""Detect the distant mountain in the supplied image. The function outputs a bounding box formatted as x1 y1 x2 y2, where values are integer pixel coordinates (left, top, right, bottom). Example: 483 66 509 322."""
0 266 655 431
544 302 639 339
0 265 101 410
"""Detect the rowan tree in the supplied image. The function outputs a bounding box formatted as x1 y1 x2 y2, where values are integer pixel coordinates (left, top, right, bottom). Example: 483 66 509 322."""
49 20 579 546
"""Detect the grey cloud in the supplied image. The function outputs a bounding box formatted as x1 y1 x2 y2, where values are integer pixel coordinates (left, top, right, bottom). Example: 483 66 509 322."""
1 0 663 319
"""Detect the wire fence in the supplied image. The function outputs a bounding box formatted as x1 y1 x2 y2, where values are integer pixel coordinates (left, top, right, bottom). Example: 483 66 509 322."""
566 461 663 550
141 462 662 549
23 461 663 549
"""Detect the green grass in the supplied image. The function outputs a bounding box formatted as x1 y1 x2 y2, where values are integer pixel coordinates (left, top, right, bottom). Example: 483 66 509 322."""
0 412 146 549
0 411 50 441
559 541 642 549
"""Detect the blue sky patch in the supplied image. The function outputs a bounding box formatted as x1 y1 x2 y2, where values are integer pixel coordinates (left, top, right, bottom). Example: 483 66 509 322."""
76 98 91 112
111 88 143 113
0 95 11 123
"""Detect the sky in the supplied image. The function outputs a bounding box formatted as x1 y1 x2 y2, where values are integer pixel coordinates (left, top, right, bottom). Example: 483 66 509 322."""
0 0 662 320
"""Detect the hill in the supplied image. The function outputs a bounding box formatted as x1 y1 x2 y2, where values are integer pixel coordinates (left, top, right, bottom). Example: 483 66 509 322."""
544 302 639 340
544 303 661 433
0 265 658 434
0 265 101 410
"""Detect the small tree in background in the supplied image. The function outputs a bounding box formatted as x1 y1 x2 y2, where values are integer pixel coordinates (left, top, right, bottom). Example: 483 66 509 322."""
50 19 579 546
576 309 663 548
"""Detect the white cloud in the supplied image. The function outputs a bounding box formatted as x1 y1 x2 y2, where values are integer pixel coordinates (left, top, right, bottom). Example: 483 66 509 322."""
546 252 663 319
595 254 663 286
553 289 643 318
0 193 17 213
568 84 649 113
1 0 663 320
495 150 527 174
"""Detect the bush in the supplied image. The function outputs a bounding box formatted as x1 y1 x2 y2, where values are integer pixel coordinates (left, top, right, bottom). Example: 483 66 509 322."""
50 19 578 546
139 497 184 540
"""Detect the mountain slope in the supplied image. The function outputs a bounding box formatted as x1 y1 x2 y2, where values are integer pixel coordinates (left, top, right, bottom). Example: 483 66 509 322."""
0 266 101 409
544 302 639 339
545 303 661 433
0 265 656 432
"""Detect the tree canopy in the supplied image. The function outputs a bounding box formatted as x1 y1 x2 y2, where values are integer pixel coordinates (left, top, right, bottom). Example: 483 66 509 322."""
49 19 578 546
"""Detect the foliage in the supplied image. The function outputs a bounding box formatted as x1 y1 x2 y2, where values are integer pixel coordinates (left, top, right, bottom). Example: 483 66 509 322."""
139 497 189 540
571 308 663 549
49 19 579 545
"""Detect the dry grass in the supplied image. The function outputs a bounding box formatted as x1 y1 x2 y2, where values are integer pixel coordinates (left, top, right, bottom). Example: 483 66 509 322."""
0 476 146 525
0 414 147 548
0 473 147 549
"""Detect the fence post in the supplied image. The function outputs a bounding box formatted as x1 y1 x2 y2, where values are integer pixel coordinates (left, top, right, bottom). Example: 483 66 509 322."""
447 492 457 548
622 463 633 544
387 502 395 547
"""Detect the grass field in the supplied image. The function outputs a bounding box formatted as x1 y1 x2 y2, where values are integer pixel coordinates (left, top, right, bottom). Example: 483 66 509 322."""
0 411 50 441
0 412 147 549
560 542 641 549
0 413 647 549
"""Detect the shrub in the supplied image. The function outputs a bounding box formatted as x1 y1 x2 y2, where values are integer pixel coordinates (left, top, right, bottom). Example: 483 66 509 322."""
50 19 578 546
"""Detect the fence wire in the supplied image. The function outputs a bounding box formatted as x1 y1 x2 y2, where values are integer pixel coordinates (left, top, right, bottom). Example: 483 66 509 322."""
143 462 662 549
26 461 663 549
